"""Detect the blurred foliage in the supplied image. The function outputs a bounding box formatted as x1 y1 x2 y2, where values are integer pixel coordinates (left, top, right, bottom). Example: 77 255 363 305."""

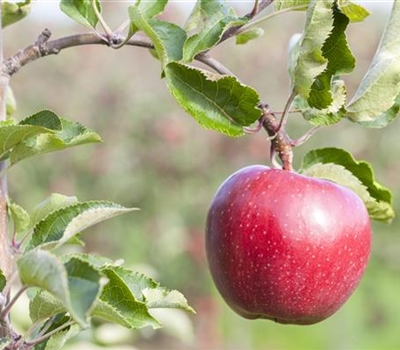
5 2 400 349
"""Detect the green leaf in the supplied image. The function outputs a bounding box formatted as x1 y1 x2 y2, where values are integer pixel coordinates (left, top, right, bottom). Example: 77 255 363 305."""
93 265 194 329
0 119 16 127
6 86 16 116
129 6 186 66
25 253 103 327
301 148 395 223
346 1 400 126
183 0 247 62
236 27 264 45
30 291 65 323
10 117 102 165
103 266 194 313
63 253 113 269
35 319 80 350
93 267 160 329
125 0 168 46
66 234 85 247
31 193 78 228
28 201 137 250
101 266 156 302
356 92 400 128
151 20 187 63
64 257 103 322
165 62 261 137
18 250 85 326
60 0 101 29
143 288 195 313
308 5 355 109
293 79 347 125
0 270 6 292
337 0 369 22
19 110 62 129
291 0 334 99
274 0 309 11
136 0 167 19
2 0 31 28
19 251 68 311
8 201 30 233
0 110 61 159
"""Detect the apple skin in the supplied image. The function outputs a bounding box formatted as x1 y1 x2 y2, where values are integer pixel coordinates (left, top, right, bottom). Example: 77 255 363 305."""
206 165 371 325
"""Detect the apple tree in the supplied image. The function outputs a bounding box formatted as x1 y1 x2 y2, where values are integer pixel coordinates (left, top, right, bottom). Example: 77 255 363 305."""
0 0 399 348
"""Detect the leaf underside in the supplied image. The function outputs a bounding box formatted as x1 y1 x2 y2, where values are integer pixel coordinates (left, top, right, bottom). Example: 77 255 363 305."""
301 148 394 223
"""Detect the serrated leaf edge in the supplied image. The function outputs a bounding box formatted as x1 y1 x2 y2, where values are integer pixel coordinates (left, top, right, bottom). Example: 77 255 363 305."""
30 201 138 250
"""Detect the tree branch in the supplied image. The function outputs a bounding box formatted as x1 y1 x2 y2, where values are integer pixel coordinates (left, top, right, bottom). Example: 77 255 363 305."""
3 30 239 78
2 1 277 77
3 30 154 76
195 53 236 76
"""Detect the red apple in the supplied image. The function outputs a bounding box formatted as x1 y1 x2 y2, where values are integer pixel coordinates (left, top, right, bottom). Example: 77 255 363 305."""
206 165 371 325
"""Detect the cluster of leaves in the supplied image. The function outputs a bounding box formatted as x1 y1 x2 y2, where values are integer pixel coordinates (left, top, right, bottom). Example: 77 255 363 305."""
286 1 399 224
60 0 263 137
54 0 399 225
0 110 193 349
289 0 400 128
0 110 100 167
56 0 400 132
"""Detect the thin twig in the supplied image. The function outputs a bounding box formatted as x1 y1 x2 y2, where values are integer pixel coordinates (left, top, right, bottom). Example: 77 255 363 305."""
2 31 153 77
195 54 236 76
14 319 42 346
25 320 76 347
91 0 113 40
291 126 323 146
237 5 308 36
15 227 33 249
115 19 130 36
36 316 57 339
250 0 260 18
277 90 296 132
0 285 28 320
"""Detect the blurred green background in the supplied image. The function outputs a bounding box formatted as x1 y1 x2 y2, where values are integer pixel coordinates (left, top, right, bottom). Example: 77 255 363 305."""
5 2 400 349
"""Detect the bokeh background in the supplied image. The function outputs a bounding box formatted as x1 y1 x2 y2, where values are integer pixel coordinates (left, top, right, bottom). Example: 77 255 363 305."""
5 2 400 349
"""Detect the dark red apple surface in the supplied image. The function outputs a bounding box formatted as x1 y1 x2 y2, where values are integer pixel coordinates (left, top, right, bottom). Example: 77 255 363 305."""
206 165 371 325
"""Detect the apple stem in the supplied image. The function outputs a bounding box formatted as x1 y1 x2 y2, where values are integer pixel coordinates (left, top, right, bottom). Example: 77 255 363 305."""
260 104 294 171
291 125 323 146
276 90 296 133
